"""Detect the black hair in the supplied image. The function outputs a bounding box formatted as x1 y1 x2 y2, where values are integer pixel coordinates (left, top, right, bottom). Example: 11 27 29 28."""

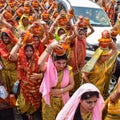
1 32 10 40
22 17 29 20
52 53 67 61
58 28 66 35
81 91 99 100
33 35 39 39
78 28 85 33
24 43 34 52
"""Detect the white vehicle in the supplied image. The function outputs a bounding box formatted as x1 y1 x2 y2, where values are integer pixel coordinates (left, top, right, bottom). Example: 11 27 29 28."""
56 0 120 92
57 0 120 54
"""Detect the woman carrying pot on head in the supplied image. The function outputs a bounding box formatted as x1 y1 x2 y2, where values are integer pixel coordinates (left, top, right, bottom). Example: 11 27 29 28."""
38 34 75 120
9 38 43 120
82 30 118 97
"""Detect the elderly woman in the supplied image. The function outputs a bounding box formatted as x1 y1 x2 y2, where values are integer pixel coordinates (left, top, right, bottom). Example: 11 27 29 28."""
56 83 104 120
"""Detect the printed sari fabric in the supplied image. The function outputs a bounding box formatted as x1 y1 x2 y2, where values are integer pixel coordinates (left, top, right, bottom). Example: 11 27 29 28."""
16 47 41 114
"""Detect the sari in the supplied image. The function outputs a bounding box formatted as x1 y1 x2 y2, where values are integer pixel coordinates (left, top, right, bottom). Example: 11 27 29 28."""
104 89 120 120
16 46 41 114
69 37 86 94
82 48 118 96
0 28 18 92
40 57 73 120
74 103 92 120
56 83 104 120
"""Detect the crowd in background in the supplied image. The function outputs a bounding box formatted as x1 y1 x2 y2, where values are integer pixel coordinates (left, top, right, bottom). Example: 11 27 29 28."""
0 0 120 120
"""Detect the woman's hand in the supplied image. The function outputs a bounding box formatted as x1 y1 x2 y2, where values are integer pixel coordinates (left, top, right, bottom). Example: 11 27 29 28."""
50 88 63 97
117 77 120 93
30 73 43 80
50 40 63 50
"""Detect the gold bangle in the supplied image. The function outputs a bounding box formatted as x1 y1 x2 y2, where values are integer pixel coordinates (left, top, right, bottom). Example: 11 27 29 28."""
45 48 51 54
45 45 53 54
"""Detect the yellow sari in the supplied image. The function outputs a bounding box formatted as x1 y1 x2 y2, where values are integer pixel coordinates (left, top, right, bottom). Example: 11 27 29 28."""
42 66 73 120
82 112 92 120
104 92 120 120
82 49 118 96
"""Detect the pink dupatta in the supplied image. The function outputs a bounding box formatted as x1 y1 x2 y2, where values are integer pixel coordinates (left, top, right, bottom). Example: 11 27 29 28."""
39 56 70 105
56 83 104 120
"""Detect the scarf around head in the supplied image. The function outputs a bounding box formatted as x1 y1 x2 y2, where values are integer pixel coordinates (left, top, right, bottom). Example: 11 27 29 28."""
56 83 104 120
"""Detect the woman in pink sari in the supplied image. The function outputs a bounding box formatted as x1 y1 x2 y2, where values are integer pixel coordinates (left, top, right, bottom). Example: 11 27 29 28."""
56 83 104 120
38 36 74 120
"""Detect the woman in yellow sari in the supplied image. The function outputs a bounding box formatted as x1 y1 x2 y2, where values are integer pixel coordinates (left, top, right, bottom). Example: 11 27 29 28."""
17 14 30 32
82 38 118 97
103 76 120 120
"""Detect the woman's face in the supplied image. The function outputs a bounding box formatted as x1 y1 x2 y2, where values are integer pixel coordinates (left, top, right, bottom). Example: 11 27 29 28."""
54 59 67 71
78 30 86 39
22 17 29 26
58 29 65 36
33 36 40 47
80 96 98 113
2 35 10 45
24 46 34 59
99 55 109 63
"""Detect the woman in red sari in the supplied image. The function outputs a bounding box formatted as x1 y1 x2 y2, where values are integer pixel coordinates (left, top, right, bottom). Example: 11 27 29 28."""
9 42 43 120
0 28 18 93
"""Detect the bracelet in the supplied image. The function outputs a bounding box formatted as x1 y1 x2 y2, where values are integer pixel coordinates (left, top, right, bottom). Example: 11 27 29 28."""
45 45 53 54
45 48 51 54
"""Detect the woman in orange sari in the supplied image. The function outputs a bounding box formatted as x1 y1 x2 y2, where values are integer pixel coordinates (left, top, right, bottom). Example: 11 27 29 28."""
69 28 87 95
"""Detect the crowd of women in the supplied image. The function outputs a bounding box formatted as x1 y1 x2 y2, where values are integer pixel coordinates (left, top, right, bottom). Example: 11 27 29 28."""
0 0 120 120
